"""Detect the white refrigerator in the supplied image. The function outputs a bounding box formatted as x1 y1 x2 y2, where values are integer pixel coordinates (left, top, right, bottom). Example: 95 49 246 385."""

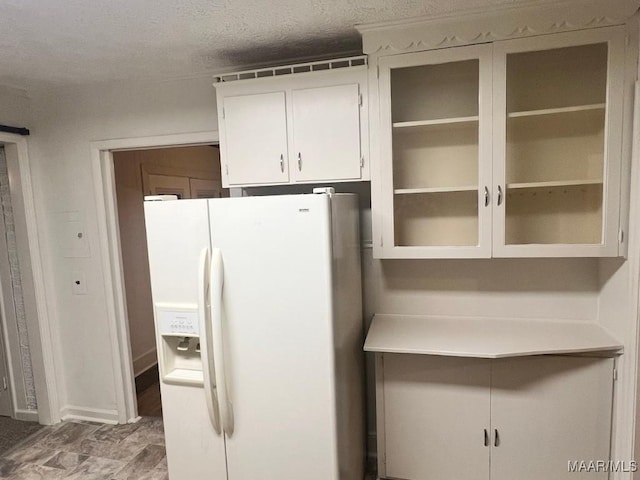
144 191 364 480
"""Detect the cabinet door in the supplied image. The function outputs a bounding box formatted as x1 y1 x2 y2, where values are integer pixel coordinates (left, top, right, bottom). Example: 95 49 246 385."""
377 44 493 259
382 354 491 480
291 83 362 182
490 356 614 480
492 28 625 257
222 92 289 185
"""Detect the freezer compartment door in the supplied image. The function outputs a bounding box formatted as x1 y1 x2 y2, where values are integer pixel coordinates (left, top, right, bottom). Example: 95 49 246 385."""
161 383 228 479
209 194 340 480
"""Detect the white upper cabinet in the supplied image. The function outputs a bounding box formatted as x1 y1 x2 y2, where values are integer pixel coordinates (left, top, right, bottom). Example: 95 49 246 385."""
370 25 632 258
291 83 362 182
378 44 493 258
492 28 626 257
223 92 289 185
215 59 369 188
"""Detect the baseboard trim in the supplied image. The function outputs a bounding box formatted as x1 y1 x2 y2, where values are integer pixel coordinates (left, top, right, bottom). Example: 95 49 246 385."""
14 409 39 422
60 405 119 424
133 348 158 377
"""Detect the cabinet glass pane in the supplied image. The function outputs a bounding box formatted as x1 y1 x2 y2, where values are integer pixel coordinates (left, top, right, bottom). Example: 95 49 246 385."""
391 60 480 247
504 43 607 245
395 191 479 247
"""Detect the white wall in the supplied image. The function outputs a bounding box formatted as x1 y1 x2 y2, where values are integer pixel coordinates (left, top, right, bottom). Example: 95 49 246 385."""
0 86 32 127
28 77 217 419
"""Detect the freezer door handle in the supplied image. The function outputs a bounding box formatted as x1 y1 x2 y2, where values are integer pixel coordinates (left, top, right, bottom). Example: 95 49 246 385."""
198 247 221 434
210 248 234 435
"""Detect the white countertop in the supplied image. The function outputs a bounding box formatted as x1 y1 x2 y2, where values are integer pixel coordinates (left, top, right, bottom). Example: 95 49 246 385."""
364 314 623 358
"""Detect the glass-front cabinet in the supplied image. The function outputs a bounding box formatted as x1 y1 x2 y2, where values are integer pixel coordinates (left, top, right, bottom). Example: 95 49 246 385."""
493 28 625 257
379 45 493 258
376 27 626 258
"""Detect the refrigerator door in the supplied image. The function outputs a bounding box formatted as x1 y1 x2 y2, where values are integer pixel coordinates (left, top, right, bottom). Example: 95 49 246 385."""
209 194 340 480
144 199 228 480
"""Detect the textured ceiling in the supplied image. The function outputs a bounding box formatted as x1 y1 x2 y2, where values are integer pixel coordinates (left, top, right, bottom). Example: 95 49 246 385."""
0 0 560 91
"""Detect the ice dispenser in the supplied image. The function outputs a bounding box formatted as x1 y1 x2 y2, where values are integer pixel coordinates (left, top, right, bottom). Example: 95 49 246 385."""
155 303 203 386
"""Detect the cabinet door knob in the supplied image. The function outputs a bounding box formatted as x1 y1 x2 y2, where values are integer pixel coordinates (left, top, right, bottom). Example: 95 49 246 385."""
484 186 490 207
494 428 500 447
497 185 503 206
297 152 302 171
280 154 284 173
483 428 489 447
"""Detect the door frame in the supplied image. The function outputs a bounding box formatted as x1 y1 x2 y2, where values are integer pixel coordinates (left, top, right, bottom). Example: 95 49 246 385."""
0 132 59 424
90 131 219 423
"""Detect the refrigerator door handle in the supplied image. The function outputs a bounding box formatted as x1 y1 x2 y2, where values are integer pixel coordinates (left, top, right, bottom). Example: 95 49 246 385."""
210 247 234 435
198 247 221 434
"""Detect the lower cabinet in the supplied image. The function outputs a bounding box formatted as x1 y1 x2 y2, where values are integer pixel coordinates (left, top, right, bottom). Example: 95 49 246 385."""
379 354 614 480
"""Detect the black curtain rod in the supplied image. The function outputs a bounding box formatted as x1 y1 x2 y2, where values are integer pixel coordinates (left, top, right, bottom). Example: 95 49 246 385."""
0 124 30 136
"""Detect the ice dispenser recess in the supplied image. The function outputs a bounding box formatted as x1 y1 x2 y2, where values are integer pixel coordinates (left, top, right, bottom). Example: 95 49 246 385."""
155 303 204 387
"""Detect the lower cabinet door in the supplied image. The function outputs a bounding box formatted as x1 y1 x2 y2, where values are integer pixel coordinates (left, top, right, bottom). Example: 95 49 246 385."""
382 354 491 480
490 356 614 480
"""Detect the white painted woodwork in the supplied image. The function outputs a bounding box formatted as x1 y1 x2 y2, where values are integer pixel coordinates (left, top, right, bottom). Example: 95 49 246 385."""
291 83 361 182
356 0 636 55
222 91 289 185
378 44 493 257
382 354 491 480
378 354 615 480
372 25 628 258
365 314 623 358
490 356 614 480
215 65 369 187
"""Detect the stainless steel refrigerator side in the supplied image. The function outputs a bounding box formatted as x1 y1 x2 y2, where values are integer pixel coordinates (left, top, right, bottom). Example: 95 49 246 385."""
329 193 365 480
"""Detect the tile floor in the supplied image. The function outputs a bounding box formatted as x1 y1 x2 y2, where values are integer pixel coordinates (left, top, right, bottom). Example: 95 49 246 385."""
0 417 166 480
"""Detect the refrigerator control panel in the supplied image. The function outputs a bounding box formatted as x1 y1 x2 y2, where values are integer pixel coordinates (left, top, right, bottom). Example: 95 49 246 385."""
156 303 200 337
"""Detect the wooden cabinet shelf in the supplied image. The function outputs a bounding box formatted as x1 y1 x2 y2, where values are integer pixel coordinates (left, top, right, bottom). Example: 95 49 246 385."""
392 116 479 129
506 179 603 190
394 186 478 194
507 103 605 119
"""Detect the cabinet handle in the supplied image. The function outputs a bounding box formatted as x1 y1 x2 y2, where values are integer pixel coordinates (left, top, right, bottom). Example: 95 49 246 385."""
297 152 302 171
484 186 490 207
484 429 489 447
494 428 500 447
280 154 284 173
497 185 503 206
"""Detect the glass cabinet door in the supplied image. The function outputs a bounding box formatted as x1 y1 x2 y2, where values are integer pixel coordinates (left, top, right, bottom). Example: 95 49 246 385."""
493 28 625 256
379 44 493 257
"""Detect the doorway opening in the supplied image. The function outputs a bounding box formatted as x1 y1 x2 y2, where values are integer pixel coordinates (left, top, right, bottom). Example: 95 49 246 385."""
112 144 227 418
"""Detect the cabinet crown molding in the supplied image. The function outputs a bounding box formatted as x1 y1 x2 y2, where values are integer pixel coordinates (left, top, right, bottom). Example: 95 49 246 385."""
356 0 638 55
